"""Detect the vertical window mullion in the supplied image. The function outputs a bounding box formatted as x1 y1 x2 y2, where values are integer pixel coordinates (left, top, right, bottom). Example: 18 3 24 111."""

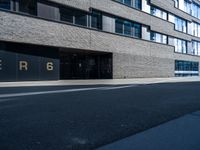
73 14 75 24
122 22 125 35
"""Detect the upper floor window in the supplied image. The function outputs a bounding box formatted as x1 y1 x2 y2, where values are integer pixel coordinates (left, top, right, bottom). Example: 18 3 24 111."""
134 0 142 10
175 17 187 33
115 18 141 38
198 6 200 19
0 0 10 10
174 0 179 8
180 0 200 19
60 7 88 27
184 0 191 14
133 23 141 38
60 7 74 23
150 32 167 44
151 6 167 20
174 38 187 54
115 19 124 34
168 14 187 33
0 0 37 15
192 3 198 18
115 0 142 10
124 21 132 35
191 22 200 37
192 22 198 37
124 0 132 6
74 11 87 26
37 2 60 20
18 0 37 15
192 41 200 56
91 11 102 30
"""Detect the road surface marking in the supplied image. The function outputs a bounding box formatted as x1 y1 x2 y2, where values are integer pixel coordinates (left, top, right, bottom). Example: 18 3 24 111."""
0 98 15 102
0 85 136 98
99 85 136 90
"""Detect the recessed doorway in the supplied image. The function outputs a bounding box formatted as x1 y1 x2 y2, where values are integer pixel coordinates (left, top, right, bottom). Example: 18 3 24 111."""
60 49 112 79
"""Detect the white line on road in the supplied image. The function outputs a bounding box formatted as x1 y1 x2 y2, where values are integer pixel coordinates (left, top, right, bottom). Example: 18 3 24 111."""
99 85 136 90
0 85 136 99
0 98 15 102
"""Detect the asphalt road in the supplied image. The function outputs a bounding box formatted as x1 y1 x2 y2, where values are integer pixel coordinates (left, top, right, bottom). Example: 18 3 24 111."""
0 82 200 150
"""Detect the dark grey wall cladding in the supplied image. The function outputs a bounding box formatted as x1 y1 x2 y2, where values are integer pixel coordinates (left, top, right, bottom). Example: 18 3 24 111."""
0 50 60 81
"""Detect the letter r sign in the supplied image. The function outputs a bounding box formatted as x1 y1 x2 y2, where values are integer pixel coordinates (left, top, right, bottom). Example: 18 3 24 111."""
19 61 28 71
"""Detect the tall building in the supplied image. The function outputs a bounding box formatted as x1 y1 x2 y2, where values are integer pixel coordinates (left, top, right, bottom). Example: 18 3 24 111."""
0 0 200 81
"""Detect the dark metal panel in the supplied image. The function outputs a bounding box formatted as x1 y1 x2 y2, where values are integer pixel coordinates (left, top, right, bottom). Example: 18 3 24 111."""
39 57 60 80
16 53 40 81
0 50 17 82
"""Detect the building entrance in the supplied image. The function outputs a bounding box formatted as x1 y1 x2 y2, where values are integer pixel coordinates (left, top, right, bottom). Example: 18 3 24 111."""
60 50 112 79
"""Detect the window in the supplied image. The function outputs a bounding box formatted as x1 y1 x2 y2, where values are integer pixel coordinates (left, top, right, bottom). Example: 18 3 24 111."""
169 14 187 33
174 0 179 8
182 0 200 19
192 3 198 18
18 0 37 15
198 24 200 37
198 42 200 56
193 22 197 36
124 21 132 36
192 22 200 37
115 0 131 6
0 0 10 10
134 0 142 10
37 2 60 20
60 7 74 23
174 38 187 54
184 0 191 14
133 23 141 38
115 18 141 38
91 11 102 29
74 11 87 26
175 17 187 33
192 41 200 56
175 60 199 77
124 0 132 6
192 41 198 55
198 7 200 19
150 32 167 44
151 7 167 20
115 19 124 34
114 0 142 10
60 7 88 27
0 0 37 15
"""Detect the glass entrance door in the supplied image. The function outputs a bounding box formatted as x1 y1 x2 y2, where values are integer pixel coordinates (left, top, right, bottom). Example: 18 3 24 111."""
60 50 112 79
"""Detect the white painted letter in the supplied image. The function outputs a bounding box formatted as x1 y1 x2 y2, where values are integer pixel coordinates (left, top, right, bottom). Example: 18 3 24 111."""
19 61 28 71
47 62 54 71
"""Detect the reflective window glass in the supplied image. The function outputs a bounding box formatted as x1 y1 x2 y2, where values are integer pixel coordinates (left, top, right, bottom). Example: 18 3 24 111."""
19 0 37 15
0 0 10 10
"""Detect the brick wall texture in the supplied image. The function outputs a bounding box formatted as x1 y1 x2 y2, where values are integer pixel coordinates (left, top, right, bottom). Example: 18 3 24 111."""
0 0 200 78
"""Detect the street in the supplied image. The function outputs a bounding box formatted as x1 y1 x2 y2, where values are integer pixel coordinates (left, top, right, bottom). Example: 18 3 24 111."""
0 82 200 150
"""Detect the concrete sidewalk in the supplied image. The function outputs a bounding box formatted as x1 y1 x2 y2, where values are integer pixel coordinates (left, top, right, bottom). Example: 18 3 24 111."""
97 111 200 150
0 77 200 87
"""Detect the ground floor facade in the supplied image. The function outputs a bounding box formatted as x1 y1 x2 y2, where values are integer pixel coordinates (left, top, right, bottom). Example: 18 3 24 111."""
0 0 200 82
0 41 113 81
0 41 199 82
